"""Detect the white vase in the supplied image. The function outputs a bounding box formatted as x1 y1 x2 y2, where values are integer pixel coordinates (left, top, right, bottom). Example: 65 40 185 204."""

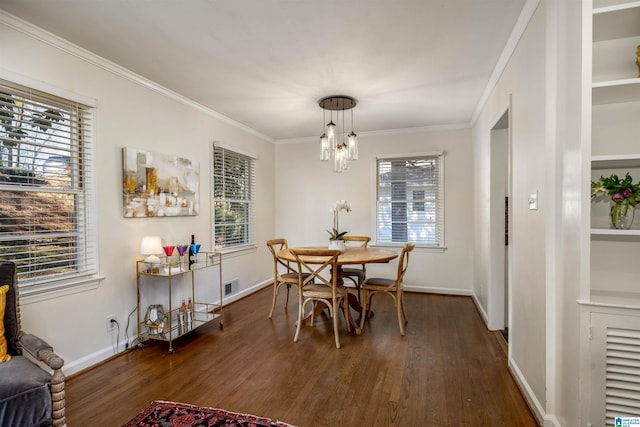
328 239 345 251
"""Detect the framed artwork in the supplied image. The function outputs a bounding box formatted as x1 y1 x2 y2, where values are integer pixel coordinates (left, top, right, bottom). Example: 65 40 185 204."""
122 147 199 217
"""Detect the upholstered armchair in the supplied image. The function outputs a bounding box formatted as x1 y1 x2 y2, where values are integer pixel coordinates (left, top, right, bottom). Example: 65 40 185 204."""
0 261 66 427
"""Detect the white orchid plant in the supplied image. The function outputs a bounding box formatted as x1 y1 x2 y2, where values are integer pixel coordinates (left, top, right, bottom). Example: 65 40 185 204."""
327 200 352 240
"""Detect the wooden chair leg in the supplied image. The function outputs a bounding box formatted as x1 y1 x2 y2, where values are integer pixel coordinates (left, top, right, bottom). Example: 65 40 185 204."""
294 294 304 342
285 284 290 307
397 292 405 335
401 290 408 324
268 281 279 318
310 300 316 326
332 297 340 349
341 297 351 334
359 290 369 330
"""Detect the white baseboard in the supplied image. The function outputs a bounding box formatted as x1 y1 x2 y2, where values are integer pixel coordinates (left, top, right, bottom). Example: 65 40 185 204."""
221 279 271 305
471 292 490 326
509 354 558 426
404 285 473 296
469 291 560 425
64 341 123 376
544 416 561 427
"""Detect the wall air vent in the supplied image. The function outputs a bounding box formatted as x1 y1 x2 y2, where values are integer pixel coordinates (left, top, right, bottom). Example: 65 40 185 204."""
224 279 238 296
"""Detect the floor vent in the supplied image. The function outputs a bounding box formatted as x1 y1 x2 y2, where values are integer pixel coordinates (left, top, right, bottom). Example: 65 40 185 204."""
605 327 640 425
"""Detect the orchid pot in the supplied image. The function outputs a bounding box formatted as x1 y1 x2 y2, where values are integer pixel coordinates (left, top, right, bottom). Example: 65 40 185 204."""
328 239 346 251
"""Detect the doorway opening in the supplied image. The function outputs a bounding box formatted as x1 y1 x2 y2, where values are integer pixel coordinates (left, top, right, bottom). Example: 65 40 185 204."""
489 105 511 343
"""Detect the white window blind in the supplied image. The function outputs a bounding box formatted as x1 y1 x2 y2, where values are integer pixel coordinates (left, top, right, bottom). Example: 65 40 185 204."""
0 79 97 292
376 154 443 247
212 144 256 249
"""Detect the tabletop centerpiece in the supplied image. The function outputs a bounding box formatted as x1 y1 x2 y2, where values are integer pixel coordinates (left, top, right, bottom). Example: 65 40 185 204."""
591 173 640 229
327 200 351 250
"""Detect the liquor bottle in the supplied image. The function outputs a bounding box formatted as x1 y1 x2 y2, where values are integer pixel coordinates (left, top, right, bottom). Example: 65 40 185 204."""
186 298 193 330
179 299 186 334
188 234 195 270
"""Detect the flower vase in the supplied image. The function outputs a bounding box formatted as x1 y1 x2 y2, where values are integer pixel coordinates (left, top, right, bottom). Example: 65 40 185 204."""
328 239 345 251
610 203 635 229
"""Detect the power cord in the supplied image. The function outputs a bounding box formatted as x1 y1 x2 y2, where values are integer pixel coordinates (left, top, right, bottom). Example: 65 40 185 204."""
124 306 137 349
110 319 120 354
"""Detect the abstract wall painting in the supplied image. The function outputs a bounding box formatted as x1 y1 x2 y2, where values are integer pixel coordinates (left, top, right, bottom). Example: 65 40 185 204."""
122 147 199 217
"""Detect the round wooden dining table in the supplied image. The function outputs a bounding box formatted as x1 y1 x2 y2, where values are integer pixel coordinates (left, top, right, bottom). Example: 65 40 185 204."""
277 246 398 267
277 246 398 334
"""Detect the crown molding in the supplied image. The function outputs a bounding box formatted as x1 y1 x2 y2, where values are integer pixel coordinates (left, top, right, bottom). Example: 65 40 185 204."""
0 10 274 143
471 0 542 126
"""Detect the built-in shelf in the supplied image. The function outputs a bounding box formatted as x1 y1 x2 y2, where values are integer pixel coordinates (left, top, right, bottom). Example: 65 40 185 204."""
591 153 640 168
593 2 640 42
591 228 640 236
578 298 640 311
586 2 640 424
592 79 640 104
594 0 640 8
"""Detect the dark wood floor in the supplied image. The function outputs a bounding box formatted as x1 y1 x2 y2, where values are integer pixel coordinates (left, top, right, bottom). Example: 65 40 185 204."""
65 288 539 426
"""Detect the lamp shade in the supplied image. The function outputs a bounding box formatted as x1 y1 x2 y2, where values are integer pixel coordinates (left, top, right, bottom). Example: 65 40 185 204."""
140 236 163 264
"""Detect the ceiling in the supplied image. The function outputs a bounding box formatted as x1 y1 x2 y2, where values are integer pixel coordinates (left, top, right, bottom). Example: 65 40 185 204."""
0 0 528 142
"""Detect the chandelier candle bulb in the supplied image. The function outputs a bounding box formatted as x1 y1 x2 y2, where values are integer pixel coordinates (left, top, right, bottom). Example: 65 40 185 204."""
320 133 329 161
348 131 358 160
327 120 336 145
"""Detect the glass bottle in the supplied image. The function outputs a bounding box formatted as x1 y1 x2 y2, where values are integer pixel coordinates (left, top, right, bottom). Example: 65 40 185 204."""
179 299 186 334
186 298 193 330
188 234 195 270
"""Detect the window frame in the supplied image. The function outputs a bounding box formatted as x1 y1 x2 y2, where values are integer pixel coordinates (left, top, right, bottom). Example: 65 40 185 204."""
0 74 100 301
211 142 257 253
373 151 445 249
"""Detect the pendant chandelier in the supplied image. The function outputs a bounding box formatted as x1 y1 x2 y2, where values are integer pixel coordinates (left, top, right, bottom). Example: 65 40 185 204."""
319 95 358 173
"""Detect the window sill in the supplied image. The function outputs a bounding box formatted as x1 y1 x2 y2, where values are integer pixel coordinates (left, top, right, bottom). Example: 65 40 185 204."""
20 274 105 305
215 244 258 259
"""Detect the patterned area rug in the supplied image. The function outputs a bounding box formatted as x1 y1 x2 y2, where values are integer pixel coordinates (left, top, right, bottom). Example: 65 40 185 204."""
122 400 296 427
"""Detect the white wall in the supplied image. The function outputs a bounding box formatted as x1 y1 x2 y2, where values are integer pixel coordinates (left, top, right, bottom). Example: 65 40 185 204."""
472 0 549 421
274 128 474 294
1 16 276 374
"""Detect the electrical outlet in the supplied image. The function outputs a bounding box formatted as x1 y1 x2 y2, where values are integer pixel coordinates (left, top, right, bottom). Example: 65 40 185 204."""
106 314 117 332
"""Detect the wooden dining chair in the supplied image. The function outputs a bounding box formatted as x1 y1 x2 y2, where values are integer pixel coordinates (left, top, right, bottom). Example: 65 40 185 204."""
290 248 351 349
266 238 310 318
341 235 371 302
359 242 415 335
